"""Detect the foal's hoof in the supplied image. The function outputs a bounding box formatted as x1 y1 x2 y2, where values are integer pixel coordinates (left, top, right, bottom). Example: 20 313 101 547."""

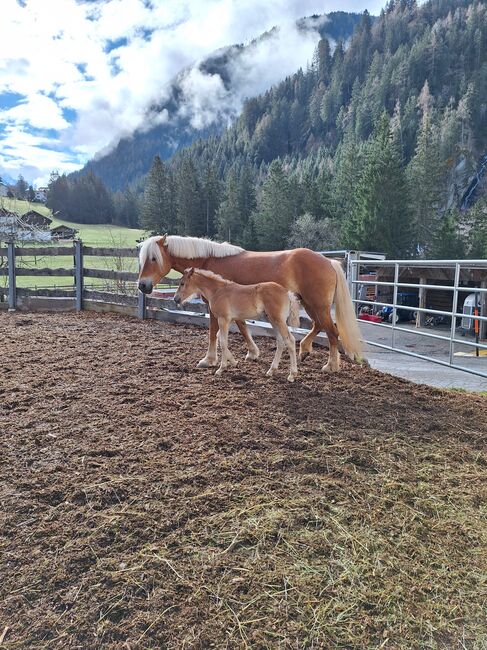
299 350 310 362
245 351 260 361
287 373 296 383
266 368 275 377
197 358 217 369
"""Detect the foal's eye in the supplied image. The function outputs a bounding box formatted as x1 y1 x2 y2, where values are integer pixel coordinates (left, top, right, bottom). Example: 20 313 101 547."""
151 257 156 262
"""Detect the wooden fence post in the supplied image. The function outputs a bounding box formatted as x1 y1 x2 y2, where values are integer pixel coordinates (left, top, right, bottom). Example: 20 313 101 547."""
74 239 83 311
7 241 16 311
137 260 145 319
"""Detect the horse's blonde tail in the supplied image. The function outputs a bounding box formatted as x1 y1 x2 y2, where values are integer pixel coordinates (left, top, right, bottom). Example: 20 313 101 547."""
330 259 364 362
287 292 301 328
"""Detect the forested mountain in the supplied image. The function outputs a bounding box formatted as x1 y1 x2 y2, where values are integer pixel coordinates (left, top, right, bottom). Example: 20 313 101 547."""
75 12 363 191
55 0 487 257
137 0 486 257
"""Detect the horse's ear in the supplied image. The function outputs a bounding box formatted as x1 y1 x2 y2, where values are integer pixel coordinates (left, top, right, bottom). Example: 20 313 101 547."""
188 267 195 277
156 234 167 248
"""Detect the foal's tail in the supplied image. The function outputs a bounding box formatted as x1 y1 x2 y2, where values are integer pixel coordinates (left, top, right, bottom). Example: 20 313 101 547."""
287 292 301 328
330 259 364 361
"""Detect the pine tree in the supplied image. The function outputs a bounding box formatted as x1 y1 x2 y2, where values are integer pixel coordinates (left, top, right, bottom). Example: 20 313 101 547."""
432 210 466 258
345 113 413 256
140 156 175 234
216 170 240 243
253 160 297 250
175 156 204 236
202 164 221 238
15 175 28 200
408 96 445 255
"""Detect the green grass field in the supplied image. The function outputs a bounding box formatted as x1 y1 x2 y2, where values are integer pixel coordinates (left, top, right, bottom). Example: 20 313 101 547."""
1 198 151 290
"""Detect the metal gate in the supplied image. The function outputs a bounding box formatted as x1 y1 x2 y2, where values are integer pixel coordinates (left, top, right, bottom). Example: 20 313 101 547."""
345 257 487 380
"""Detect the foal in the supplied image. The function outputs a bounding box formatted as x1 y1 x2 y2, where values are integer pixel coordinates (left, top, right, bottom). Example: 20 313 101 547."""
174 268 299 382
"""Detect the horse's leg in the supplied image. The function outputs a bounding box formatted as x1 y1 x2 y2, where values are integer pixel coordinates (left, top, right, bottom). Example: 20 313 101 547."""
321 308 341 373
299 298 341 372
266 332 285 377
298 302 321 362
215 319 231 376
236 320 260 361
197 308 219 368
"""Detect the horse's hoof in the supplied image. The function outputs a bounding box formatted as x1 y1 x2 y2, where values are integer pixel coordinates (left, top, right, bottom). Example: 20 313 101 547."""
215 368 224 376
266 369 275 377
322 363 338 373
230 359 238 368
287 374 295 383
299 350 309 362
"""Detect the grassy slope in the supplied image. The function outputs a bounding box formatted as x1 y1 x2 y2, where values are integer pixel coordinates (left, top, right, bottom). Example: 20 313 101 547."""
1 198 147 289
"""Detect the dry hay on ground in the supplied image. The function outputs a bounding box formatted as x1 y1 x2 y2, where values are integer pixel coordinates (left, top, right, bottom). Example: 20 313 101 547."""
1 311 487 649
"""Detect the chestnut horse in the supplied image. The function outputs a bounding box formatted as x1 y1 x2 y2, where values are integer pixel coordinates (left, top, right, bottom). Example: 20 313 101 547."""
174 268 299 381
138 235 363 372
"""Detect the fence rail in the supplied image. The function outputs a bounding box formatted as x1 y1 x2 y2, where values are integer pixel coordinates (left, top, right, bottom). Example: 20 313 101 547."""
1 242 486 381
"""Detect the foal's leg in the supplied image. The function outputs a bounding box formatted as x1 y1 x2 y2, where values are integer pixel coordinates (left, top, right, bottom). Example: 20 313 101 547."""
266 332 285 377
270 318 298 382
215 318 232 376
236 320 260 361
197 308 219 368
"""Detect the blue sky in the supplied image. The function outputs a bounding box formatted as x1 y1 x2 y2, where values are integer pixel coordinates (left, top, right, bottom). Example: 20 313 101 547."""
0 0 388 186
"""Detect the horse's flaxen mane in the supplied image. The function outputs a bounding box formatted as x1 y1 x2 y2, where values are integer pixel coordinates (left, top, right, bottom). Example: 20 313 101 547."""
167 236 244 260
139 235 244 269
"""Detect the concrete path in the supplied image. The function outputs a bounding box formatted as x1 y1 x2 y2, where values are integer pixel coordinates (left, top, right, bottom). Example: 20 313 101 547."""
366 350 487 392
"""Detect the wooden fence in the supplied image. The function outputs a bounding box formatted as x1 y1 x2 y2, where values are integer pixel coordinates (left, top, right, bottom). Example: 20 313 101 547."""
0 241 328 345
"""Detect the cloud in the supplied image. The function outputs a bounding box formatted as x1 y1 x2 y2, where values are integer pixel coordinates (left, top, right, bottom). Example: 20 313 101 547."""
0 0 383 185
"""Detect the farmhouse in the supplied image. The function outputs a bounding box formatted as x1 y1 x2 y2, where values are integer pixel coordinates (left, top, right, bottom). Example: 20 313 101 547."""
34 187 48 202
22 210 52 228
0 209 52 241
51 224 78 240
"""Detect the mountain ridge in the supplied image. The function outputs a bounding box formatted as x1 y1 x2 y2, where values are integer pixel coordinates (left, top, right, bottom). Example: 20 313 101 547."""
75 11 364 191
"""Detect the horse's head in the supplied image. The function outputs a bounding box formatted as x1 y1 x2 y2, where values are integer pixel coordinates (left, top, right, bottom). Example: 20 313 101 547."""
138 234 171 294
174 267 196 305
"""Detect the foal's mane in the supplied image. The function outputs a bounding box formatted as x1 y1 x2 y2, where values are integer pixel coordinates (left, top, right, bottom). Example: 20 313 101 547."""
191 268 231 284
139 235 244 268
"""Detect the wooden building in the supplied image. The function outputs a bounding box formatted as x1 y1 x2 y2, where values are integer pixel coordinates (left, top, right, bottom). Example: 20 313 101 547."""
51 224 78 240
22 210 52 228
376 264 487 337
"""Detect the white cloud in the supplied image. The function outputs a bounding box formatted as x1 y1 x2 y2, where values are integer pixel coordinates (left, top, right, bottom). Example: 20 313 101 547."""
0 94 69 131
0 0 383 184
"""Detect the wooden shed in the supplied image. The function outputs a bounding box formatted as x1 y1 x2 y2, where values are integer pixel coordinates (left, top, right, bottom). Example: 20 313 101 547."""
22 210 52 227
376 264 487 337
51 224 78 240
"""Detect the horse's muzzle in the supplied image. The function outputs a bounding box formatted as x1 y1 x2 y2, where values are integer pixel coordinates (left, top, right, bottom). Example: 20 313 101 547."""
174 295 181 305
138 280 152 294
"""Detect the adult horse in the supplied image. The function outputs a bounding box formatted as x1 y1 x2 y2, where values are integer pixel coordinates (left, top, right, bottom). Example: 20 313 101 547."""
138 235 363 372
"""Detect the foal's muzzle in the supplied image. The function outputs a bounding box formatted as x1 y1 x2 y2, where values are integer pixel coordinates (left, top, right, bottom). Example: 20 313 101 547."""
138 280 153 294
174 294 181 305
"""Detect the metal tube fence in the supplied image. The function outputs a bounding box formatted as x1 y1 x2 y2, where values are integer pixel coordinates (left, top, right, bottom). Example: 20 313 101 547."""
348 257 487 380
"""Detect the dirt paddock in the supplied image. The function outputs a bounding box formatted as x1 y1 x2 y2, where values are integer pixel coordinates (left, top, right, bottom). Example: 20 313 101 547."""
1 311 487 649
